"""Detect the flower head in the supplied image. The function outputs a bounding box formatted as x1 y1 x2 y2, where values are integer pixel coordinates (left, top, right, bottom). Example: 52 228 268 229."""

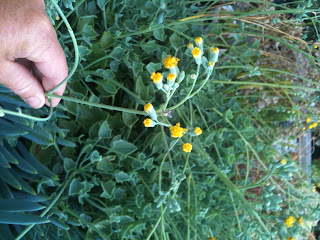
212 47 219 53
314 45 318 49
170 123 187 138
192 47 201 59
195 37 203 46
194 127 202 136
187 43 194 50
313 183 316 192
167 73 176 82
144 103 153 113
297 216 303 226
209 238 216 240
150 72 163 84
284 216 296 228
281 159 287 165
182 143 192 153
143 118 156 127
306 117 311 123
287 237 296 240
208 61 215 70
163 55 180 69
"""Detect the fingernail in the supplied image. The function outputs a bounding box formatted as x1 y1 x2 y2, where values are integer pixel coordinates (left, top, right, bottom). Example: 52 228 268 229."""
24 97 44 108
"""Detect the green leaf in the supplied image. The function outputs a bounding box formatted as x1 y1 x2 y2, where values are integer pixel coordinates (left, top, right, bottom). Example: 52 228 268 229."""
97 155 116 171
6 146 38 174
122 112 139 127
81 24 99 39
114 171 132 183
132 62 144 77
169 32 185 51
64 158 76 172
111 46 126 61
0 167 21 190
146 62 162 75
0 119 28 136
0 151 10 168
97 0 110 10
0 200 45 212
111 140 137 156
99 121 112 139
100 31 116 49
141 41 159 53
0 212 49 225
224 109 234 120
101 180 115 199
153 28 166 41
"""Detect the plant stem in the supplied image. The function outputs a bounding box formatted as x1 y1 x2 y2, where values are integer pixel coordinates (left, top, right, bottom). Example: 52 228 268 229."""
48 0 79 95
47 93 147 116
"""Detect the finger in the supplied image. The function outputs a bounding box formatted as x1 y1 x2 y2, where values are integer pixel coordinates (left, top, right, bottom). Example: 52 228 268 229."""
15 58 32 70
0 60 45 108
31 63 43 81
28 36 68 107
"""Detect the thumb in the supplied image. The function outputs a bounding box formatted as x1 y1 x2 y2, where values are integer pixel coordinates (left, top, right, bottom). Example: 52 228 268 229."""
0 60 45 108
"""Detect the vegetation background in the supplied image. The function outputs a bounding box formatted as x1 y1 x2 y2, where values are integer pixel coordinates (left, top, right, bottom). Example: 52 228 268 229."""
1 0 320 239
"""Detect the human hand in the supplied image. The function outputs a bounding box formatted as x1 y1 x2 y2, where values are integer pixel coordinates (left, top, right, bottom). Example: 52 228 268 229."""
0 0 68 108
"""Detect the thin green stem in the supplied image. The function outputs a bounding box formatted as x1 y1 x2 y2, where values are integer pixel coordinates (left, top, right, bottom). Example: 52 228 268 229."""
48 93 147 115
167 64 201 111
48 0 79 95
55 0 86 29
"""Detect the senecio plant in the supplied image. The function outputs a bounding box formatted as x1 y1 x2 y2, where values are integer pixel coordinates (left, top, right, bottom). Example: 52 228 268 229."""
143 37 218 153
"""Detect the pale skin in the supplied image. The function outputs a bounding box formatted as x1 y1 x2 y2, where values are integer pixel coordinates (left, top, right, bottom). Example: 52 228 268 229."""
0 0 68 108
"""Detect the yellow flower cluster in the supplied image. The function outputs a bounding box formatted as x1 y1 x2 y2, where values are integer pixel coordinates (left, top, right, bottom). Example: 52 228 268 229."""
306 117 311 123
170 123 187 138
287 237 296 240
284 216 296 228
167 73 176 82
163 55 180 69
195 37 203 46
144 103 153 113
212 47 219 53
182 143 192 153
192 47 201 59
281 159 287 165
313 183 316 192
209 237 216 240
194 127 202 136
150 72 163 84
309 122 318 129
143 118 153 127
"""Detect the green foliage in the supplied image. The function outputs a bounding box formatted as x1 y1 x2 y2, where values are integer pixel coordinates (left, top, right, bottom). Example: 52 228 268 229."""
1 0 320 239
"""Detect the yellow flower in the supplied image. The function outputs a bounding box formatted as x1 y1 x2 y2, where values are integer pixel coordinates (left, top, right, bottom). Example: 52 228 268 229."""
182 143 192 153
150 72 163 84
144 103 153 113
306 117 311 123
187 43 194 49
167 73 176 82
287 237 296 240
194 127 202 136
312 122 318 128
314 45 318 49
317 182 320 187
297 216 303 226
284 216 296 228
55 16 60 21
313 184 316 192
143 118 155 127
195 37 203 46
192 47 201 59
212 47 219 53
209 238 216 240
302 127 306 130
170 123 187 138
292 110 296 113
163 55 180 69
209 61 215 67
309 124 314 130
281 159 286 165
